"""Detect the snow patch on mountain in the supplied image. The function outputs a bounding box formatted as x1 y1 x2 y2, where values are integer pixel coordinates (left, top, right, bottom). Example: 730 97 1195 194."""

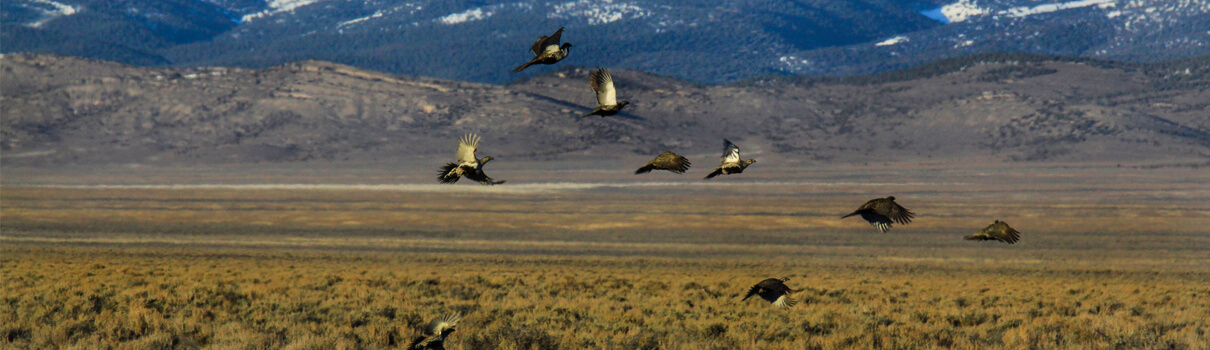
939 0 989 23
242 0 326 22
1001 0 1115 18
435 3 533 25
549 0 651 25
875 36 909 46
24 0 80 27
338 11 383 28
439 8 494 24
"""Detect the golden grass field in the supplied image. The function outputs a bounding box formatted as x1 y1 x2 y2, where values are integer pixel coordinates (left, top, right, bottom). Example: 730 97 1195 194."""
3 165 1209 349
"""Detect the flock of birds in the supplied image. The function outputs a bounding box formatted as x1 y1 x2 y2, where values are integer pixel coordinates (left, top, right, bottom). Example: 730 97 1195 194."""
413 27 1023 349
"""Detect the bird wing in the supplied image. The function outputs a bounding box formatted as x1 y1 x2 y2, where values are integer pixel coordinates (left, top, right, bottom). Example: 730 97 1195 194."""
651 151 691 173
969 221 1020 244
464 169 504 185
861 212 893 233
720 139 741 165
530 27 563 56
590 68 617 106
994 221 1021 243
456 134 479 164
425 313 461 336
772 294 797 308
873 198 914 225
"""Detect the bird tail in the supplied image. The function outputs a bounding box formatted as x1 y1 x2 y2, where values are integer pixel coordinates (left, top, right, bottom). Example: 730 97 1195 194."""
635 165 654 175
437 163 460 184
703 169 722 179
840 211 859 219
512 62 533 72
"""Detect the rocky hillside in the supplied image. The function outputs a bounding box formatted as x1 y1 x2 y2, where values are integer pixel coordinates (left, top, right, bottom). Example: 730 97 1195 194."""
2 53 1208 167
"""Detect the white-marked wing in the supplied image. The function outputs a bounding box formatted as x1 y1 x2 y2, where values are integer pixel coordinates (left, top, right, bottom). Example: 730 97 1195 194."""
720 139 741 165
456 134 479 163
530 27 563 56
425 313 461 336
772 294 796 308
590 68 617 106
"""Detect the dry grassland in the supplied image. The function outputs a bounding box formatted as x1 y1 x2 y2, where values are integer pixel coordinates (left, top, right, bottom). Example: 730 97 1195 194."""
2 170 1209 349
3 246 1208 350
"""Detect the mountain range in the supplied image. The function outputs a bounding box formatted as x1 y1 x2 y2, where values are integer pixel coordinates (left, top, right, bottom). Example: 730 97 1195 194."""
3 0 1209 83
3 53 1208 169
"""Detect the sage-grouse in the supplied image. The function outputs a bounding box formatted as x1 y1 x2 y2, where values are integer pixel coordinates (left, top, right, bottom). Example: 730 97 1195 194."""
582 68 630 118
841 196 914 233
704 139 755 179
965 220 1021 244
635 151 691 174
408 313 461 350
742 277 800 308
513 27 572 72
437 133 505 185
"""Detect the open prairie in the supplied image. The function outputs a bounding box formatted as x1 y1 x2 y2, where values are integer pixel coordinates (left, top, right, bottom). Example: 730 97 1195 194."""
3 164 1209 349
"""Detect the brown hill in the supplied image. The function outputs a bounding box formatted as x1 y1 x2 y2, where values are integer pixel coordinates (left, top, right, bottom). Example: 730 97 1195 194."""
2 53 1208 169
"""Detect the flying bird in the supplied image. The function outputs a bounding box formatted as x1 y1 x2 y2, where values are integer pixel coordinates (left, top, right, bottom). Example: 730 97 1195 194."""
841 196 914 233
437 133 505 185
635 151 691 174
513 27 572 72
704 139 756 179
742 277 800 308
965 220 1021 244
582 68 630 118
408 313 461 350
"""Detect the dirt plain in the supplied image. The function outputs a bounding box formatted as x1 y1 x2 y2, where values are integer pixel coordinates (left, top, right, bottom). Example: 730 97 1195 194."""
3 163 1208 349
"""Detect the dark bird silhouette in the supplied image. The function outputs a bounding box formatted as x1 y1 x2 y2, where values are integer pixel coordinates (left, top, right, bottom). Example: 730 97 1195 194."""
408 313 461 350
437 133 505 185
965 220 1021 244
582 68 630 117
635 151 691 174
704 139 756 179
513 27 572 72
741 277 800 308
841 196 914 233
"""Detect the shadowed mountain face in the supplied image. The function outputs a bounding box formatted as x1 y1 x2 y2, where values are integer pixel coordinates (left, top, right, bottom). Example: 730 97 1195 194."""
2 53 1209 168
3 0 1208 83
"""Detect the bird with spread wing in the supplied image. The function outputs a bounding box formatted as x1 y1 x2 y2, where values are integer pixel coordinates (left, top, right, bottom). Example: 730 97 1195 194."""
841 196 914 233
741 277 801 308
513 27 572 72
965 220 1021 244
582 68 630 118
704 139 756 179
635 151 691 174
437 133 505 185
408 313 461 350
